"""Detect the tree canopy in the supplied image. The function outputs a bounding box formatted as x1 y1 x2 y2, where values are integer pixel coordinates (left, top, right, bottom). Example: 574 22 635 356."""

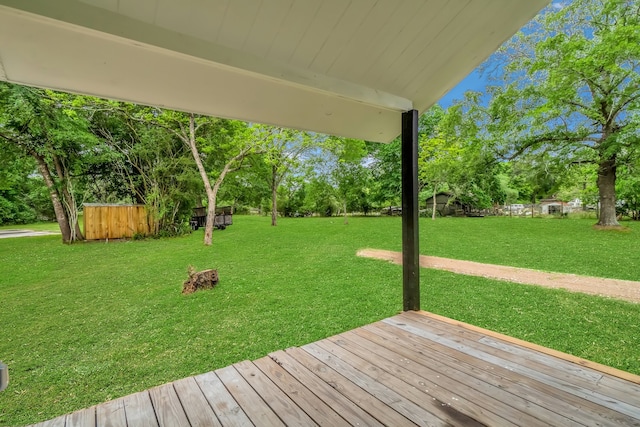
2 0 639 238
485 0 640 226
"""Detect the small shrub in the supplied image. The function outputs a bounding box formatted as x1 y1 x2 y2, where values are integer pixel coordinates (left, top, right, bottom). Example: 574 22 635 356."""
153 222 193 238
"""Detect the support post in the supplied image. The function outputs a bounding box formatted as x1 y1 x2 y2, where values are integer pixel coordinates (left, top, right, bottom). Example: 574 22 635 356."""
401 109 420 311
0 361 8 392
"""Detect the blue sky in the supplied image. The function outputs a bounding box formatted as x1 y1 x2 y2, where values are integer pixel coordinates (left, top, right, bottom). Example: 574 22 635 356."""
437 69 486 108
437 0 567 109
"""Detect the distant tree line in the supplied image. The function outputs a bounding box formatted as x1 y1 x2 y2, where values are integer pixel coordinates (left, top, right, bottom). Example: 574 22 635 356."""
1 0 638 241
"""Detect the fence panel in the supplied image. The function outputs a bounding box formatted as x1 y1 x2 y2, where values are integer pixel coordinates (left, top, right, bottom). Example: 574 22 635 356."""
84 204 149 240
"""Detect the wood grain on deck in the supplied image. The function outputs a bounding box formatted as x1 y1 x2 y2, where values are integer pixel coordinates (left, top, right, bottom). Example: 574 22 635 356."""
29 311 640 426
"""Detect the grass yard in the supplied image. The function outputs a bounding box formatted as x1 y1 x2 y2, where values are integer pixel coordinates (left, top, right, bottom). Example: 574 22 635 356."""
1 215 639 426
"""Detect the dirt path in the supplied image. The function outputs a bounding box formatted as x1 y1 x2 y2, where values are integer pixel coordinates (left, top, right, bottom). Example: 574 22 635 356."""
357 248 640 304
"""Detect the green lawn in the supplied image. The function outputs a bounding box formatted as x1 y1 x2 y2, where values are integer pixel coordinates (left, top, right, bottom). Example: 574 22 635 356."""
1 215 639 426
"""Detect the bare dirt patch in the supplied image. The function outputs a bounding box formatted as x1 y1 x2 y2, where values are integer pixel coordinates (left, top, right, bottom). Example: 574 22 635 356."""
357 248 640 304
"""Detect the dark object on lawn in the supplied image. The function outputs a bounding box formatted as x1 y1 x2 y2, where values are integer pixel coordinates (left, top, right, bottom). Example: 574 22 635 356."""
190 206 233 231
380 206 402 216
182 267 219 294
0 361 8 392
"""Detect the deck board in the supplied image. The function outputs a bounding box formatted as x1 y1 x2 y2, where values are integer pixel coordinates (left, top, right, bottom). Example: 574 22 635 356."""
316 337 501 426
268 349 385 426
36 415 67 427
26 311 640 426
194 371 253 427
148 383 191 427
332 329 557 426
392 312 640 420
305 341 452 426
95 399 127 427
216 365 282 426
360 323 627 427
252 356 349 426
234 359 318 426
66 406 96 427
384 314 640 420
121 391 158 427
172 377 222 427
282 346 416 426
406 311 605 384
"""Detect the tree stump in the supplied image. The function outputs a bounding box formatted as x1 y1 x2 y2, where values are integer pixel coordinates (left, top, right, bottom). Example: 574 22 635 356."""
182 267 219 294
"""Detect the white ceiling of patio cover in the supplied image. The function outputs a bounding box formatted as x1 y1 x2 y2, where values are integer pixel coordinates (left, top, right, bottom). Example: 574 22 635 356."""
0 0 548 142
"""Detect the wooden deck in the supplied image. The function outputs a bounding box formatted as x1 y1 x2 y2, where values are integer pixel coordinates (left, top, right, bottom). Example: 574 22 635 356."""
30 311 640 426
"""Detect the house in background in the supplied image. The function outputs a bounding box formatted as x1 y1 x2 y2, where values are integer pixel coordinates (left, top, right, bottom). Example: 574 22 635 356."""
540 198 581 215
567 198 585 210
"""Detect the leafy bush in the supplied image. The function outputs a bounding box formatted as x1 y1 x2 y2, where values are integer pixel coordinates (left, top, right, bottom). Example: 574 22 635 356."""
0 193 37 225
153 221 193 238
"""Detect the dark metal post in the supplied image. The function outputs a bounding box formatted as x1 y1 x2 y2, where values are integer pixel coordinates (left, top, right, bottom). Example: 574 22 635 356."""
401 109 420 311
0 361 8 392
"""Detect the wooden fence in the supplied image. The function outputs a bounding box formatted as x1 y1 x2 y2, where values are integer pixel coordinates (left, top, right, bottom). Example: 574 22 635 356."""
83 204 150 240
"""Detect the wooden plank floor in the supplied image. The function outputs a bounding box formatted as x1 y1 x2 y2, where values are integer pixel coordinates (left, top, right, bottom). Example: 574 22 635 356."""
30 311 640 427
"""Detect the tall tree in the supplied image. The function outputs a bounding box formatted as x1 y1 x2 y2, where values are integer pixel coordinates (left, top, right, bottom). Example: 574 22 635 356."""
302 175 339 216
198 119 264 240
0 83 95 242
512 153 564 216
367 106 446 211
318 137 369 223
257 126 316 226
423 101 508 215
419 136 463 219
487 0 640 227
218 157 271 213
366 138 402 210
136 109 259 245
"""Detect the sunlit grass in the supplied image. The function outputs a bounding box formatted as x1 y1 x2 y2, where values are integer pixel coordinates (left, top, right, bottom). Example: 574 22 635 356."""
0 215 639 426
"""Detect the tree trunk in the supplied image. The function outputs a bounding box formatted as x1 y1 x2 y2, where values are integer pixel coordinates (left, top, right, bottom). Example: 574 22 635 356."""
185 115 255 244
531 197 535 217
343 200 348 225
186 114 216 246
432 187 437 220
66 183 84 241
52 153 84 241
271 164 278 226
208 147 252 238
33 152 72 243
596 156 619 227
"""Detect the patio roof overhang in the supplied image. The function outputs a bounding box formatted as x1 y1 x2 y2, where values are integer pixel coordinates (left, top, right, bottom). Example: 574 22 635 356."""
0 0 548 143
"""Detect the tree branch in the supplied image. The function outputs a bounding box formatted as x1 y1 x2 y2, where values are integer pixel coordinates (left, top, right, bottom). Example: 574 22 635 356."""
503 132 594 160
